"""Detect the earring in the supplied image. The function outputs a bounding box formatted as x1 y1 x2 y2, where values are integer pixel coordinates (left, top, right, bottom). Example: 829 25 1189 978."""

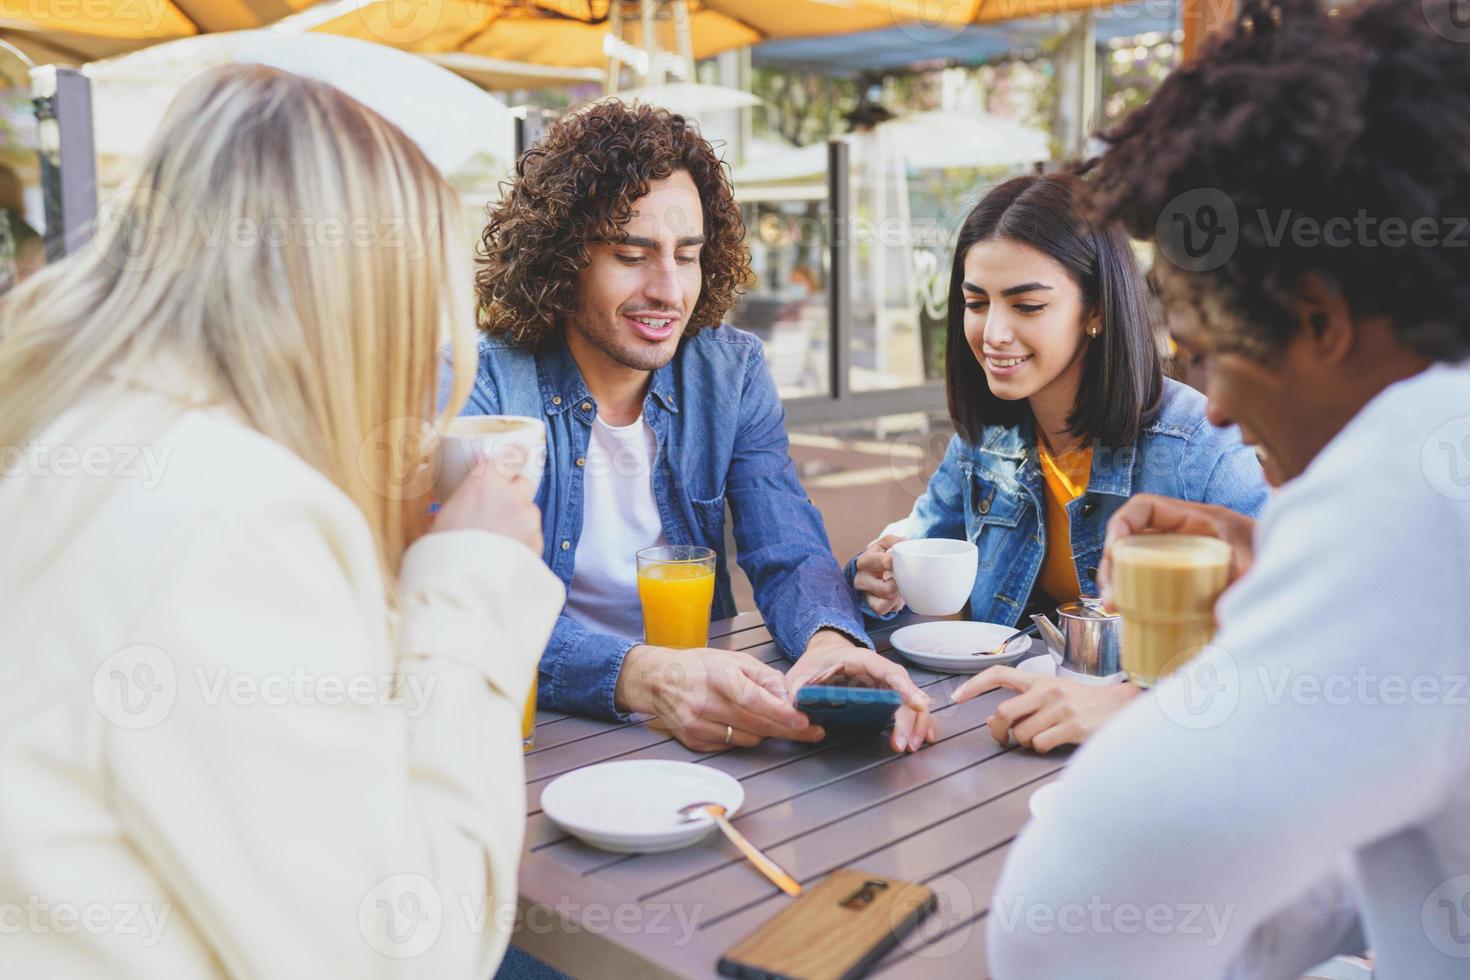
1089 327 1100 337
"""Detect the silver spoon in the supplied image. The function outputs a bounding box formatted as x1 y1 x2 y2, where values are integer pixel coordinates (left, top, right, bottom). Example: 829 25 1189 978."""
978 621 1040 656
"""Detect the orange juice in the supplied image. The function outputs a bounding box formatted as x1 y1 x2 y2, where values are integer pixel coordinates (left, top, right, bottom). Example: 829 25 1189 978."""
522 682 537 752
637 561 716 648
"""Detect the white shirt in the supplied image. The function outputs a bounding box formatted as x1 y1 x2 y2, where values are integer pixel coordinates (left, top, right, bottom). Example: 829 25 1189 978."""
563 414 666 641
0 382 564 979
988 360 1470 979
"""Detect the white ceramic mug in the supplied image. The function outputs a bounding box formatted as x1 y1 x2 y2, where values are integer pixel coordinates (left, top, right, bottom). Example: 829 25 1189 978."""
434 415 547 501
889 538 979 616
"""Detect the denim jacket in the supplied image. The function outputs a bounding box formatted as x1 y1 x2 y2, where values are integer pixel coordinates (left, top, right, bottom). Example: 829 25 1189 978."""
848 379 1269 627
464 325 871 720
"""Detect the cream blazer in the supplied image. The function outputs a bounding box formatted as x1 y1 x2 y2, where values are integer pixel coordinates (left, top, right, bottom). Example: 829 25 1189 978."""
0 383 563 978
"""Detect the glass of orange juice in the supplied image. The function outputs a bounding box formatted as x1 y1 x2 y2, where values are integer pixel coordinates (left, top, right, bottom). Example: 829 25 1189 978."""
636 545 717 649
522 681 537 752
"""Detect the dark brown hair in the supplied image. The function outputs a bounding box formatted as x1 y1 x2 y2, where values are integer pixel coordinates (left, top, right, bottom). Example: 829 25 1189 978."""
1088 0 1470 362
475 101 751 348
946 173 1163 448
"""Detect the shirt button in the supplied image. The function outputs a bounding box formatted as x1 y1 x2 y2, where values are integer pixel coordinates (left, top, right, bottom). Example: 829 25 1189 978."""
581 401 591 411
1087 566 1099 579
1081 502 1097 517
561 540 570 551
576 457 586 467
551 396 562 406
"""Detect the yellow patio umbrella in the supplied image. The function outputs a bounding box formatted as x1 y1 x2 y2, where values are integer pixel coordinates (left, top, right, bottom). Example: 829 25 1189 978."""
301 1 911 69
883 0 1129 25
0 0 321 65
0 0 1134 70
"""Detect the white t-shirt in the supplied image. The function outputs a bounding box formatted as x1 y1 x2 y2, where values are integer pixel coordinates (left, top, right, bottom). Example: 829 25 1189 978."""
987 360 1470 979
563 414 666 641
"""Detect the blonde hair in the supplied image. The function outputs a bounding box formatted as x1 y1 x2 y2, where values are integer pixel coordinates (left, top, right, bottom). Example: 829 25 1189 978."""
0 64 476 582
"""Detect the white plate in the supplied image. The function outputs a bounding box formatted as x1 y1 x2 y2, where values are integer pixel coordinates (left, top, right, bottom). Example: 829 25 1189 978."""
541 760 745 854
889 621 1029 674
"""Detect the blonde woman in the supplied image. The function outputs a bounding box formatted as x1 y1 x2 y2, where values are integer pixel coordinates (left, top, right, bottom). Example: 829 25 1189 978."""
0 66 561 977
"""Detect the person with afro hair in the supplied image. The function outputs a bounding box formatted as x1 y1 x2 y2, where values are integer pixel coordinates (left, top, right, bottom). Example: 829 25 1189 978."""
989 1 1470 977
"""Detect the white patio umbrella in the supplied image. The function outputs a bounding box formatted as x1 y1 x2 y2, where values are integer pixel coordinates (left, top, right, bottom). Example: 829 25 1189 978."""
877 109 1049 169
587 81 762 118
85 31 513 180
733 110 1048 188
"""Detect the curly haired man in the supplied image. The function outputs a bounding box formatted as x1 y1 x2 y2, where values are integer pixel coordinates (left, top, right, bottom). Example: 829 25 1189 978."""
468 102 933 754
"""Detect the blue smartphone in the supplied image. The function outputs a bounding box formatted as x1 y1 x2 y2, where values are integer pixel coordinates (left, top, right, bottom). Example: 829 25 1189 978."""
794 685 901 730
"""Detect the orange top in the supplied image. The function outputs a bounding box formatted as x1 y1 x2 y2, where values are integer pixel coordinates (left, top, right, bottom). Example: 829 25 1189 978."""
1036 442 1094 605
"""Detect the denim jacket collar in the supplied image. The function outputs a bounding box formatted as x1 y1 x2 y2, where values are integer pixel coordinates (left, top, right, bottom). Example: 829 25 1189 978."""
977 414 1136 498
535 331 680 417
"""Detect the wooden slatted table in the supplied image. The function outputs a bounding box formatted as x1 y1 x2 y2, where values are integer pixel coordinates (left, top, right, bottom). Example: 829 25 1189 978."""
512 613 1068 979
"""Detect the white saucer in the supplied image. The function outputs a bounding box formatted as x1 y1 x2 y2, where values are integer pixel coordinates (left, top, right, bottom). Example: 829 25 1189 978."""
1028 781 1061 819
889 621 1029 674
1017 653 1057 677
541 760 744 854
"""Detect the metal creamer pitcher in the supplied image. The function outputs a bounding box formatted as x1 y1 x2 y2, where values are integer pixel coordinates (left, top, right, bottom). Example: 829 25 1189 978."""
1030 598 1124 683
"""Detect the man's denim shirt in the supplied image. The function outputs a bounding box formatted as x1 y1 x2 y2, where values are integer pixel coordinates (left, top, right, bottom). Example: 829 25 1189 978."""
463 325 871 720
848 378 1270 627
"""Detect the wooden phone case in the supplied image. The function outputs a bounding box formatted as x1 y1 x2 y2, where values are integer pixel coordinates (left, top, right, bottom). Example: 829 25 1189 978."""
717 868 937 980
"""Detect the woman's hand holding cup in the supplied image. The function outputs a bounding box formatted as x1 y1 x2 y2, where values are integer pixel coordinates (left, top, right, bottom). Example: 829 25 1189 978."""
854 534 907 615
433 459 543 555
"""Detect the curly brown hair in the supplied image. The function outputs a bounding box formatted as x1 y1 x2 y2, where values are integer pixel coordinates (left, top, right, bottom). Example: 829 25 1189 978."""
475 101 751 348
1086 0 1470 363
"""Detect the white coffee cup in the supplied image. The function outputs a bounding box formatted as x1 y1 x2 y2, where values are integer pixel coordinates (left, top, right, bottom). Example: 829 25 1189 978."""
890 538 979 616
435 415 547 501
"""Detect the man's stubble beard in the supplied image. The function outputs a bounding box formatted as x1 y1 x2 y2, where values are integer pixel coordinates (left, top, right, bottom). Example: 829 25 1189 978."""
571 312 683 373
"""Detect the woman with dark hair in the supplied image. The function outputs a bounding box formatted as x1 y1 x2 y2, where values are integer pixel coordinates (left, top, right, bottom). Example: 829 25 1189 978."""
851 172 1267 752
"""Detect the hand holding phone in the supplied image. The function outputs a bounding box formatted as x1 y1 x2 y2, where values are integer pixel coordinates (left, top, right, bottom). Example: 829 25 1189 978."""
794 685 901 730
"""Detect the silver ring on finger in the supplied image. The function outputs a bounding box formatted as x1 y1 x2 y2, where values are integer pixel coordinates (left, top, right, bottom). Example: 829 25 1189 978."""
723 724 734 745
